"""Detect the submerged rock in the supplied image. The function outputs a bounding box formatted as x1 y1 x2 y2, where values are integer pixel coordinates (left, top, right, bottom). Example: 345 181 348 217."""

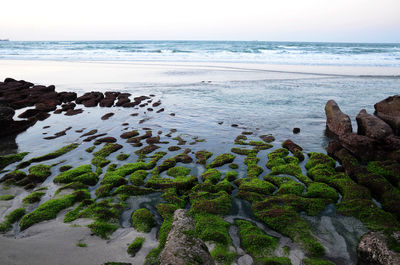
357 232 400 265
160 209 214 265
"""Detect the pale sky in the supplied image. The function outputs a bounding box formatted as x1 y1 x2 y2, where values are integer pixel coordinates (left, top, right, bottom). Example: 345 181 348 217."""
1 0 399 42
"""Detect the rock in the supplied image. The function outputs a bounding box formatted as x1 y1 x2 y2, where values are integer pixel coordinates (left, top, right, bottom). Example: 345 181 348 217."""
160 209 214 265
101 112 114 120
237 255 253 265
339 133 376 161
357 232 400 265
65 108 83 116
57 91 77 103
0 107 15 121
75 92 104 107
282 139 303 152
293 127 300 134
61 102 76 111
0 119 37 137
325 100 353 137
18 109 41 119
356 109 393 140
375 95 400 135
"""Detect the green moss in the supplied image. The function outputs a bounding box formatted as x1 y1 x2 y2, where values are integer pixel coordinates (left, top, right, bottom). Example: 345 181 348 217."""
113 185 155 197
304 182 339 201
305 153 336 170
76 242 87 247
201 168 222 184
276 180 305 196
20 189 90 230
193 213 231 244
0 152 29 170
55 182 88 195
0 208 26 232
229 163 239 169
225 171 238 182
146 175 197 192
269 163 302 177
59 165 73 172
216 179 234 194
266 148 289 169
127 236 145 257
0 170 27 185
23 191 45 204
168 146 181 152
101 173 128 187
95 184 113 198
135 145 160 157
207 153 235 168
88 220 119 239
0 194 15 200
302 257 334 265
85 146 95 153
131 208 156 233
190 191 232 215
144 246 163 265
116 153 130 161
162 188 186 208
154 151 192 174
167 166 191 177
92 143 123 168
54 164 98 186
129 170 148 186
239 178 275 196
28 164 52 182
210 244 237 265
260 257 292 265
231 147 257 156
156 203 178 219
17 144 78 169
235 219 278 260
172 135 186 145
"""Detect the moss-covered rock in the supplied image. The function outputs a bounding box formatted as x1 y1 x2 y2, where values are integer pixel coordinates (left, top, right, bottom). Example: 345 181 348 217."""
54 164 98 186
91 143 123 168
116 153 130 161
201 168 222 184
304 182 339 201
195 150 213 165
28 164 52 182
190 191 232 215
207 153 235 168
95 184 114 198
88 220 119 239
0 152 29 170
127 237 145 257
113 185 155 197
131 208 156 233
0 194 15 200
17 143 78 169
23 191 45 204
167 166 191 177
0 208 26 232
20 189 90 230
129 170 148 186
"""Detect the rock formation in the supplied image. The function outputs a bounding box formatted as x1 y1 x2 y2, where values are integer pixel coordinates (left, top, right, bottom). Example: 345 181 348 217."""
160 209 214 265
357 232 400 265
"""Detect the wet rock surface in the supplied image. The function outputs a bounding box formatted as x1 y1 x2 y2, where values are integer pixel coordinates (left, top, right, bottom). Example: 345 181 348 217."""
160 209 214 265
357 232 400 265
325 99 353 137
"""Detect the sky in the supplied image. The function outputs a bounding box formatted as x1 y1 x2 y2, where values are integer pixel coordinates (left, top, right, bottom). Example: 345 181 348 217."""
1 0 399 42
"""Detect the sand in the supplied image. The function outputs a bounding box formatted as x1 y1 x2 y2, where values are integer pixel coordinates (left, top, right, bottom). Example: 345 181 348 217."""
0 216 158 265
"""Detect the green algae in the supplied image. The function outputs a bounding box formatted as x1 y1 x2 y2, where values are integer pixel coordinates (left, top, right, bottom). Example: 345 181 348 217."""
162 188 186 208
23 191 45 204
54 164 98 186
229 163 239 169
55 182 88 195
0 194 15 200
91 143 123 168
28 164 52 182
20 189 90 230
168 146 181 152
166 166 191 177
302 257 334 265
95 184 113 198
201 168 222 184
0 208 26 232
59 165 73 172
304 182 339 201
134 145 160 157
131 208 156 233
88 220 119 239
129 170 148 186
225 171 237 182
207 153 235 168
17 143 78 169
260 257 292 265
85 146 95 153
0 152 29 170
172 135 186 145
113 185 155 197
146 175 197 191
235 219 278 260
127 237 145 257
190 191 231 215
116 153 130 161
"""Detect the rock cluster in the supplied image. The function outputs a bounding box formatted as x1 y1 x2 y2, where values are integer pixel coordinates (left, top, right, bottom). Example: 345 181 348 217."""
325 97 400 161
160 209 214 265
357 232 400 265
0 78 160 138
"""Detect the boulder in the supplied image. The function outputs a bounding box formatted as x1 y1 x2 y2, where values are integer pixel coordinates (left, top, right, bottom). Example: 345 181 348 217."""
339 133 376 161
325 100 353 137
160 209 214 265
0 106 15 121
357 232 400 265
356 109 393 140
375 95 400 135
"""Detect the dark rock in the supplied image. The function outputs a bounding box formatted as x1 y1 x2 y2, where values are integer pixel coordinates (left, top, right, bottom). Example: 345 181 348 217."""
357 232 400 265
156 108 164 113
116 97 130 106
339 133 376 161
101 113 114 120
131 113 139 116
356 109 393 140
152 101 161 107
170 113 175 116
94 137 117 144
0 119 36 137
76 92 104 107
35 101 58 112
325 100 353 137
53 109 63 114
374 95 400 135
34 112 50 121
282 139 303 152
260 134 275 143
57 92 77 103
18 109 41 119
65 109 83 116
293 127 300 134
160 209 214 265
61 102 76 111
0 107 15 121
81 129 98 137
231 124 239 127
147 108 153 111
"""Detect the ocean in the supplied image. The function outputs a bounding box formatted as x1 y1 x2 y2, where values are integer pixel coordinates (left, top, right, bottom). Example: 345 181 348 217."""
1 40 400 66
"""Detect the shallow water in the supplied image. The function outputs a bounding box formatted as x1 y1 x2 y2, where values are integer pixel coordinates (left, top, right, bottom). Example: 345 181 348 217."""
1 63 399 265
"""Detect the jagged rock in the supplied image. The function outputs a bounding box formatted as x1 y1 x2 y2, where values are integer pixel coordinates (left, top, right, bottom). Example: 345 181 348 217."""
160 209 214 265
357 232 400 265
339 133 376 161
356 109 393 140
375 95 400 135
325 100 353 137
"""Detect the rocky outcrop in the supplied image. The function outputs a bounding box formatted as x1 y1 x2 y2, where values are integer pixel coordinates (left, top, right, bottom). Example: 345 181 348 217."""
325 100 353 137
375 95 400 135
357 232 400 265
356 109 393 140
160 209 214 265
